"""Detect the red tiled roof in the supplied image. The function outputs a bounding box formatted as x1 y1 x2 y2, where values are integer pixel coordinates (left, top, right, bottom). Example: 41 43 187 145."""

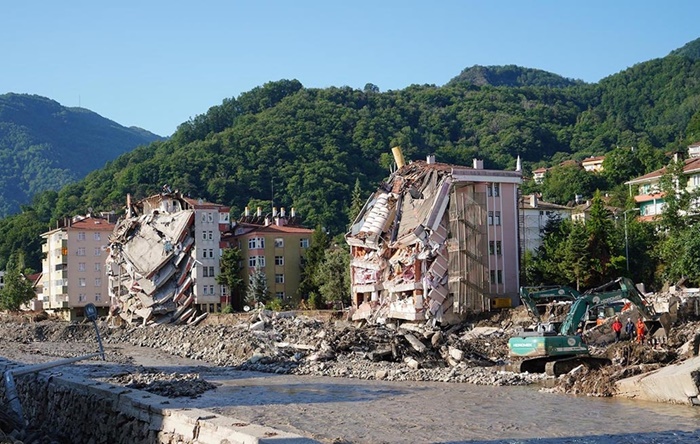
182 196 227 209
533 167 548 174
234 222 313 235
626 157 700 185
68 217 115 231
633 193 665 203
582 155 605 164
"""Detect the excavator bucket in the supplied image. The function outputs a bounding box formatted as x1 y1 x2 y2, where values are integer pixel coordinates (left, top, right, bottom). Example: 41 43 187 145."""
646 312 672 342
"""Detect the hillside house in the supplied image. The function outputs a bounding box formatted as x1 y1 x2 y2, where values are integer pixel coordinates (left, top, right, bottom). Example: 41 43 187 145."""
582 155 605 172
625 145 700 220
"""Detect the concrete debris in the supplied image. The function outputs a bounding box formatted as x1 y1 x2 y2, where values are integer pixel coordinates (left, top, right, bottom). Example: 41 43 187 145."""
1 289 699 405
105 192 207 327
106 369 217 398
346 155 522 325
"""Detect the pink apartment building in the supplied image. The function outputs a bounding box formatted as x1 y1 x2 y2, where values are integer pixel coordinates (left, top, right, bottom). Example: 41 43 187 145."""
346 153 522 325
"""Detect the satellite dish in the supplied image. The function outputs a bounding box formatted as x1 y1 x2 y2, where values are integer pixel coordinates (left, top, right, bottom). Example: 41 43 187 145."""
243 305 251 312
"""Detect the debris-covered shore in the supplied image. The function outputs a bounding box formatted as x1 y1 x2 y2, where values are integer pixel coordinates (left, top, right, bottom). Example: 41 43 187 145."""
1 300 698 400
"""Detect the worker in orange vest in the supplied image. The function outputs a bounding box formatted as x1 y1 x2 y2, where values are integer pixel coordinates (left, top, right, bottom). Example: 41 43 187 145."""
612 317 623 342
636 318 647 344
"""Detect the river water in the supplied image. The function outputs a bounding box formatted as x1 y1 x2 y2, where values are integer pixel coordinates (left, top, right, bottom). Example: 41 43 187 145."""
189 371 700 444
3 344 699 443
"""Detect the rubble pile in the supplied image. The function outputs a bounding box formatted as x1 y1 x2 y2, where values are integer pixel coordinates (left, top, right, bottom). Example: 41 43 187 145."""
0 295 698 397
106 369 216 398
346 157 522 325
105 193 207 327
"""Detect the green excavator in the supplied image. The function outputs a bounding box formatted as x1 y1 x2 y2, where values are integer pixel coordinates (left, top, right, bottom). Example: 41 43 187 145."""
508 277 671 376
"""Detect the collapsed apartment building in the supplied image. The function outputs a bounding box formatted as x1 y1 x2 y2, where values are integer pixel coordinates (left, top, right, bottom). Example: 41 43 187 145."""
105 191 230 326
346 150 522 325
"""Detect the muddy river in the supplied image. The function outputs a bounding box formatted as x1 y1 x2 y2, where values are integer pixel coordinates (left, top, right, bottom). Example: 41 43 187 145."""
3 343 700 443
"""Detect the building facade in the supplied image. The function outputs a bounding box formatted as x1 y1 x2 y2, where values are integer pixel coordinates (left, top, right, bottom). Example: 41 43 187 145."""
519 194 572 254
346 154 522 325
222 209 313 309
182 196 231 312
40 214 115 320
625 146 700 220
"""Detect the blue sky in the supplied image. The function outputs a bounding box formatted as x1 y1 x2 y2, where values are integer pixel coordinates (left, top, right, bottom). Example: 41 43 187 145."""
3 1 699 137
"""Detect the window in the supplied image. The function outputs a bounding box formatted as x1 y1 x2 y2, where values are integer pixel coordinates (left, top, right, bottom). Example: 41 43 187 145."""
208 284 215 295
300 238 309 248
490 270 502 284
274 238 284 248
493 183 500 197
79 278 86 287
201 212 207 222
94 278 101 287
202 231 207 240
490 270 495 283
78 232 86 241
496 241 502 255
275 291 285 299
208 231 213 240
275 274 284 283
488 241 495 255
693 175 700 188
202 286 209 295
208 212 214 222
93 232 101 241
94 247 102 256
95 293 102 302
248 256 266 267
209 266 215 277
248 237 265 249
203 267 209 277
495 211 501 226
79 294 86 302
488 211 493 226
275 256 284 266
77 247 86 256
94 262 101 272
78 262 86 272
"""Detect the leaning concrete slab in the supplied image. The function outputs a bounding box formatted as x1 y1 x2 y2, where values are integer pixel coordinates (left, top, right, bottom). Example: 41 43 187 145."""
615 356 700 406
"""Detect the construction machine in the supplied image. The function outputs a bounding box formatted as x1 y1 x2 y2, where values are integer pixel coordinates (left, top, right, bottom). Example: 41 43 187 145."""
508 277 671 376
519 285 581 322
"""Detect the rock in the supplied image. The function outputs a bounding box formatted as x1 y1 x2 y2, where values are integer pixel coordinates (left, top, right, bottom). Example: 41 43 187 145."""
448 347 464 361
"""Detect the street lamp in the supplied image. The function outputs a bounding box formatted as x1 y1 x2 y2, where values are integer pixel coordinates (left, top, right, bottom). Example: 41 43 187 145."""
624 208 640 271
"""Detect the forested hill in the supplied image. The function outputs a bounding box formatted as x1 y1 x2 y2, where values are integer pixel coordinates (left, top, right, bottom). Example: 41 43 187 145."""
5 38 700 272
0 93 163 217
447 65 585 88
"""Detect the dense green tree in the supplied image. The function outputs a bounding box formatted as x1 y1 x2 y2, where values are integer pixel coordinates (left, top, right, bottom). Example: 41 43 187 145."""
586 191 623 285
540 163 597 204
317 248 351 306
0 251 35 310
347 178 366 228
217 247 245 310
245 265 270 307
297 226 330 302
564 220 591 290
601 146 644 187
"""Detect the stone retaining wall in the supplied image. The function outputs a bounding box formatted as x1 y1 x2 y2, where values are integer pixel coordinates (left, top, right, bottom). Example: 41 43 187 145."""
0 359 317 443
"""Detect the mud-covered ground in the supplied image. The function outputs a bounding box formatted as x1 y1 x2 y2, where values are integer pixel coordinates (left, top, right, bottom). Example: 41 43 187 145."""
1 305 699 443
0 305 698 397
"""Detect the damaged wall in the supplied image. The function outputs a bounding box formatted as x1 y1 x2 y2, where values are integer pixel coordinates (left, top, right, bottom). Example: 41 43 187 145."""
106 192 226 326
346 156 522 325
